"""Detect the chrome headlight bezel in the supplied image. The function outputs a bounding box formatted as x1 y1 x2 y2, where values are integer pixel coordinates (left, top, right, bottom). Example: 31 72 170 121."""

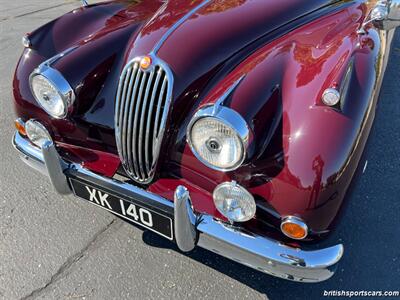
29 64 75 119
186 105 250 172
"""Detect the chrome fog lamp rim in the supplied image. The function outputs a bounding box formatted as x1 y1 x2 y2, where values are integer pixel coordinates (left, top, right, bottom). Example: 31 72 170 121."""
25 119 52 148
186 105 250 172
29 64 75 119
213 181 256 222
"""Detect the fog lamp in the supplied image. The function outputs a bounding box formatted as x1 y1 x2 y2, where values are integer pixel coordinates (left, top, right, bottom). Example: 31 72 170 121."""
213 181 256 222
25 120 52 148
280 216 308 240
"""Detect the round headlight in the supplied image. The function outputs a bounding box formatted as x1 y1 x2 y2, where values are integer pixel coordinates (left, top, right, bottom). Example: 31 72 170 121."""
29 65 75 118
25 120 51 148
190 117 244 170
31 75 66 117
187 106 249 171
213 181 256 222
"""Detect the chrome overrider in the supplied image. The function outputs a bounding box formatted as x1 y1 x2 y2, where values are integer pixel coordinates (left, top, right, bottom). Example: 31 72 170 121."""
12 131 344 282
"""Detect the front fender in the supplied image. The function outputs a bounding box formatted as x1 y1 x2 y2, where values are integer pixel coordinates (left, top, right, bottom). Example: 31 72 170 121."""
173 2 388 234
13 0 164 157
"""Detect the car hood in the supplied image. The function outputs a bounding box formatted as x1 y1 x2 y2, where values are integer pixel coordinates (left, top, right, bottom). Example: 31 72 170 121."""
49 0 340 127
39 0 341 158
125 0 340 97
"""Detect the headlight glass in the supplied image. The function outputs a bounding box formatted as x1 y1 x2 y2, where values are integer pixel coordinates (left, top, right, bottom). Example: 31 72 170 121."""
25 120 52 148
213 181 256 222
189 117 244 170
31 75 66 118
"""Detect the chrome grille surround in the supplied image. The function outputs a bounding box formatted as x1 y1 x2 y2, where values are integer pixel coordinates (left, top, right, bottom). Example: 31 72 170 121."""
115 55 173 183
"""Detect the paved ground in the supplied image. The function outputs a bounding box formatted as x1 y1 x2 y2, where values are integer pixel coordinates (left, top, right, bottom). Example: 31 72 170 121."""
0 1 399 299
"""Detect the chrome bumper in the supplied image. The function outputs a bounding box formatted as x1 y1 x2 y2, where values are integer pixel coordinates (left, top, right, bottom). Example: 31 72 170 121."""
12 132 343 282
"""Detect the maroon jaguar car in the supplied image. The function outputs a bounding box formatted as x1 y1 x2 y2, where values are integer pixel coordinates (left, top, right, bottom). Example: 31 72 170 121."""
11 0 400 282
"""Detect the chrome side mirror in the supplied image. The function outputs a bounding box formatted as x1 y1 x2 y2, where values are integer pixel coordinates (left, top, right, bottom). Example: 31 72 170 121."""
81 0 89 6
358 0 400 34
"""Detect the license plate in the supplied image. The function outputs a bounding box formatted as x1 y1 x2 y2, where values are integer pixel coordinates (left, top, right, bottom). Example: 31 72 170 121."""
69 178 173 240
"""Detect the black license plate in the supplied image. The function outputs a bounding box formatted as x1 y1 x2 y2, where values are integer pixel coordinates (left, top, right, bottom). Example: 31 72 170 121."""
69 178 173 240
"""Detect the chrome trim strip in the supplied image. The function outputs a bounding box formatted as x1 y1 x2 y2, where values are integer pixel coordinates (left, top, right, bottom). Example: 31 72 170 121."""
151 0 211 55
213 76 245 109
13 132 344 283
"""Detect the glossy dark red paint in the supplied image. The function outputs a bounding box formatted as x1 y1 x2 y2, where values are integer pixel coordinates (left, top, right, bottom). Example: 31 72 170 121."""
169 2 385 233
13 0 391 241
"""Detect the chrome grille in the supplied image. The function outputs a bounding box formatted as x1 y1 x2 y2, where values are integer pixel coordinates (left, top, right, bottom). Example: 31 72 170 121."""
115 57 172 183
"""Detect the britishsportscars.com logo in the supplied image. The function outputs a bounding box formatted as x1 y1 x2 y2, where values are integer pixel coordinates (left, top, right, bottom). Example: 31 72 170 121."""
323 290 400 297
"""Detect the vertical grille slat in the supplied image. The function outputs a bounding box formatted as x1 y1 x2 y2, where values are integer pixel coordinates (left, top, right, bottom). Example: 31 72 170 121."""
117 67 131 173
118 69 131 129
121 68 135 175
126 63 140 177
132 72 147 181
115 56 172 184
139 69 155 178
114 74 124 163
144 68 162 174
153 76 168 158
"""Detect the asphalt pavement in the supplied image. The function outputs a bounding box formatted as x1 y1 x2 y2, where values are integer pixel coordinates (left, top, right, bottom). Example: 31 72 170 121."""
0 1 399 299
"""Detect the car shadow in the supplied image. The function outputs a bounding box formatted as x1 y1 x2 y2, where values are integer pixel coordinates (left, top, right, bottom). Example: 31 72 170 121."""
141 230 302 297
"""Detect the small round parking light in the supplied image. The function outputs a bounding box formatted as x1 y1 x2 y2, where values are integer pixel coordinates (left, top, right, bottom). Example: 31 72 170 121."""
25 120 52 148
22 35 31 48
213 181 256 223
140 56 152 70
322 88 340 106
280 216 308 240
